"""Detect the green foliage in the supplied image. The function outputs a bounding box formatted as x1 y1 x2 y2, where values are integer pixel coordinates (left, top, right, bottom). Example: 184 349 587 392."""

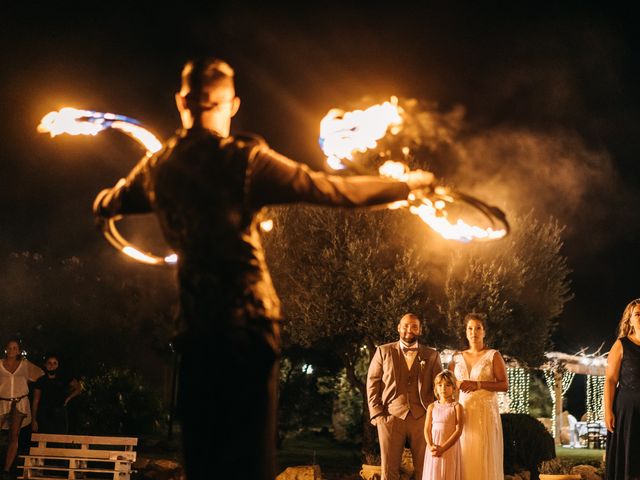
529 372 553 418
0 251 176 378
265 206 430 355
74 367 164 435
501 413 555 479
278 355 335 439
439 211 572 366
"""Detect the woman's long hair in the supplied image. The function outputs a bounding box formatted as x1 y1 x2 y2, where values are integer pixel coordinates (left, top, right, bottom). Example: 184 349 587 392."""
618 298 640 338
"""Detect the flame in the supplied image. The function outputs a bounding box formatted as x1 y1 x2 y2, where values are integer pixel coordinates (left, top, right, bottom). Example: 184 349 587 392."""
378 160 409 180
39 107 176 265
319 98 402 170
111 121 162 153
319 100 508 243
38 108 106 137
38 108 163 154
260 219 274 232
409 201 506 243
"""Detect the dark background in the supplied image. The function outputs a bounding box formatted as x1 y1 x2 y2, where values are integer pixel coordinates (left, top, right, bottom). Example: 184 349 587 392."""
2 4 638 412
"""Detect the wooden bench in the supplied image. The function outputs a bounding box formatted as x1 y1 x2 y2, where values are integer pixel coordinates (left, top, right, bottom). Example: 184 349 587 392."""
18 433 137 480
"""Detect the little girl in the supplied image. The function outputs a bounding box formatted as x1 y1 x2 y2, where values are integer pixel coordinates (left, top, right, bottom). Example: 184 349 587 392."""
422 370 464 480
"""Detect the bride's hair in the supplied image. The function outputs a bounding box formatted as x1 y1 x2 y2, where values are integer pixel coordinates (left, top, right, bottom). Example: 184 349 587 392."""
463 312 487 329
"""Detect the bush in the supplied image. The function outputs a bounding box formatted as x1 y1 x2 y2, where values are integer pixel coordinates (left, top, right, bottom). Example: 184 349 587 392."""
502 413 555 480
74 367 164 435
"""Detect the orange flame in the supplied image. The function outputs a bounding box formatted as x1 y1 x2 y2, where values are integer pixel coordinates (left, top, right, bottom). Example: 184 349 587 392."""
320 98 402 170
321 101 507 242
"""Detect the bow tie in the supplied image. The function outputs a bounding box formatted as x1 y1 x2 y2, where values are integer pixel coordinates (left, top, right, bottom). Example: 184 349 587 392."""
402 347 418 353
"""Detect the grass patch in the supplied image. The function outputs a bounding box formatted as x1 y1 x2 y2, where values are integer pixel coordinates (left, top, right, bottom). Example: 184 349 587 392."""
277 431 361 475
555 445 604 463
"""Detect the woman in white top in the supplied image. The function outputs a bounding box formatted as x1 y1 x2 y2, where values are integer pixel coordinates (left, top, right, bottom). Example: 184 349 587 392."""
0 338 43 476
449 313 508 480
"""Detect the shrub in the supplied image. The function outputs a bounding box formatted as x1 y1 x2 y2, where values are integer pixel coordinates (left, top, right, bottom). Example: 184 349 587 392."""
502 413 555 480
74 367 164 435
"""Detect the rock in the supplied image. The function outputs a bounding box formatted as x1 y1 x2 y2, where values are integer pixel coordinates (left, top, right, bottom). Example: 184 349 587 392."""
137 458 185 480
399 448 414 479
505 472 530 480
571 464 602 480
148 459 181 471
276 465 322 480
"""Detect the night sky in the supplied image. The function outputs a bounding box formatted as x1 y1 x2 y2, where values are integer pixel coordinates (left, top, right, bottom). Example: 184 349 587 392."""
2 4 639 361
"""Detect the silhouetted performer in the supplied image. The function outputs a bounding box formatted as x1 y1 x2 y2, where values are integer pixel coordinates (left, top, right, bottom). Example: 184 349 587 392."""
93 57 434 480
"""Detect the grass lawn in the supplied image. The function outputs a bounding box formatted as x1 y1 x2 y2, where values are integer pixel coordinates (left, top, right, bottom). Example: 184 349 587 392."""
277 431 362 479
277 433 608 479
555 445 605 464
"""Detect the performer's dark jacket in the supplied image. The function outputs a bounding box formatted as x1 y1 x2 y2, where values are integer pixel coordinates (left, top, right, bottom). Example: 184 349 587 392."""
94 127 410 341
93 127 412 479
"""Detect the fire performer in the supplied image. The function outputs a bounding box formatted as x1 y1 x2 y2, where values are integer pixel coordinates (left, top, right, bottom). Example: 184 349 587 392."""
93 57 435 480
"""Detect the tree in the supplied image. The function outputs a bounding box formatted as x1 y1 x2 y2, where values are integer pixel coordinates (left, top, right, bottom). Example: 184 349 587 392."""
264 205 431 461
438 211 573 366
0 250 177 388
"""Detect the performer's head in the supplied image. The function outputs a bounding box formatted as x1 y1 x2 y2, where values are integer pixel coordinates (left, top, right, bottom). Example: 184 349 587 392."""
617 298 640 338
433 370 458 401
464 312 487 347
397 313 422 344
175 57 241 136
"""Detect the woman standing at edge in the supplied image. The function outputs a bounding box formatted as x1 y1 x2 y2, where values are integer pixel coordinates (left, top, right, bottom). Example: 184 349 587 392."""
449 313 508 480
605 298 640 480
0 339 44 478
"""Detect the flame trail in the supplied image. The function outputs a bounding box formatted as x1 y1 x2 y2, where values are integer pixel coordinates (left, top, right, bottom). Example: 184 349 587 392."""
319 99 508 242
38 108 173 265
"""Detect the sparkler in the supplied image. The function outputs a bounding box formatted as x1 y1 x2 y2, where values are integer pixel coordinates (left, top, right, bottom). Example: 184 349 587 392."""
319 98 509 242
38 108 176 266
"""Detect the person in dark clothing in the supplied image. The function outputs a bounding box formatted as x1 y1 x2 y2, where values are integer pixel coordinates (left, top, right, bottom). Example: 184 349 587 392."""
604 298 640 480
31 354 82 434
93 57 435 480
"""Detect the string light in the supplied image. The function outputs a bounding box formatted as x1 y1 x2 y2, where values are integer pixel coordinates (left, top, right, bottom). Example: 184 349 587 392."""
502 367 530 414
544 368 575 438
585 374 605 422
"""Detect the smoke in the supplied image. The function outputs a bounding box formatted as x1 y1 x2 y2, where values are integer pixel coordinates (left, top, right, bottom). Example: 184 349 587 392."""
455 127 636 254
380 99 636 258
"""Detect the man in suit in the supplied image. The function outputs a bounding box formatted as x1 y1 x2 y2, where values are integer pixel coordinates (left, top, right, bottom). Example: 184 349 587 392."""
367 313 442 480
93 57 435 480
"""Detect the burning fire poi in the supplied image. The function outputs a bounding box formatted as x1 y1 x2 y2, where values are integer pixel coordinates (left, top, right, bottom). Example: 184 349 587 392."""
319 98 509 242
38 108 175 265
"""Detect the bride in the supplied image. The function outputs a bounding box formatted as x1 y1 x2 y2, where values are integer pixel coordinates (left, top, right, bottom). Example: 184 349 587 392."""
450 313 508 480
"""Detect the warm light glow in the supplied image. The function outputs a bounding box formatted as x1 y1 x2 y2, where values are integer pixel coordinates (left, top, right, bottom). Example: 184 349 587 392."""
38 108 163 154
39 107 176 266
111 121 162 153
122 246 163 265
319 98 402 169
260 219 274 232
378 160 408 180
38 108 105 137
409 201 507 243
319 100 508 243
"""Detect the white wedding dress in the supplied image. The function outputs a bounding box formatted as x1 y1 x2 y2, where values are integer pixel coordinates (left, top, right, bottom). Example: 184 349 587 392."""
453 349 504 480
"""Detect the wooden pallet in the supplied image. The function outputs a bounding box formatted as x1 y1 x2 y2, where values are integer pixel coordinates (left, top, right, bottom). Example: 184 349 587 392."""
18 433 137 480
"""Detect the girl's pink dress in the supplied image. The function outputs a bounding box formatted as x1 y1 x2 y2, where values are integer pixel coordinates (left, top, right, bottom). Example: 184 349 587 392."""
422 401 462 480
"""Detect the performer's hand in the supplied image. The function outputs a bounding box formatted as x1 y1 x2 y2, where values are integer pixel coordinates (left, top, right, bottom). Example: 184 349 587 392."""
605 409 615 433
32 420 38 432
405 169 435 191
430 445 443 457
